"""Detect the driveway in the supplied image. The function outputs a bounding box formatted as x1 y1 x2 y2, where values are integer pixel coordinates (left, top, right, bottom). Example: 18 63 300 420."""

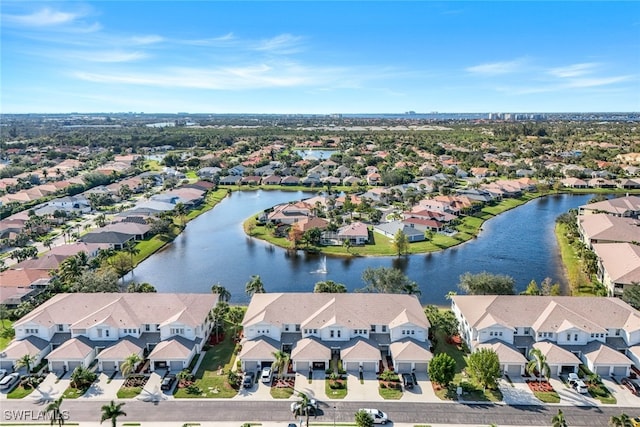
80 372 125 400
233 375 273 400
401 372 439 403
31 372 70 403
343 372 382 402
292 371 325 402
498 376 541 406
549 377 598 406
601 377 640 407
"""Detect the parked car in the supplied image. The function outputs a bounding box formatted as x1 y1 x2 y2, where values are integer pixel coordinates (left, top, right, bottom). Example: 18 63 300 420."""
567 372 579 385
573 379 589 394
401 373 415 389
260 367 272 383
0 373 20 391
631 416 640 427
291 398 318 415
621 377 639 396
242 372 255 388
161 374 176 391
359 408 388 424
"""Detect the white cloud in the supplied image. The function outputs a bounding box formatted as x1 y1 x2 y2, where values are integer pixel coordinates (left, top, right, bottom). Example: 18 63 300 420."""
566 75 632 88
253 34 304 53
3 8 80 27
548 63 599 78
466 59 526 75
130 35 165 45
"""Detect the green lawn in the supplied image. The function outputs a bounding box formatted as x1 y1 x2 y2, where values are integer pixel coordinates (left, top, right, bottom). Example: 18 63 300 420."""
325 378 348 399
6 385 36 399
378 384 403 399
243 193 541 257
62 386 87 399
533 391 561 403
0 320 15 350
270 386 294 399
174 323 238 399
117 386 142 398
555 223 598 296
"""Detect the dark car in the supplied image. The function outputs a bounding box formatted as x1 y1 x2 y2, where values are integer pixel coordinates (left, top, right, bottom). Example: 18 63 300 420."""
621 377 639 396
242 372 255 388
161 374 176 391
402 372 415 389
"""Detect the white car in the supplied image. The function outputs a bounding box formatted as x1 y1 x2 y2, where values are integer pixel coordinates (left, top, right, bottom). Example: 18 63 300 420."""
0 369 7 381
567 372 579 385
359 408 388 424
0 373 20 391
573 379 589 394
260 367 272 383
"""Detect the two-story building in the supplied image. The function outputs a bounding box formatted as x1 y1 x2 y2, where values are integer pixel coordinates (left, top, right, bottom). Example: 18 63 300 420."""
4 293 217 374
239 293 431 376
451 295 640 378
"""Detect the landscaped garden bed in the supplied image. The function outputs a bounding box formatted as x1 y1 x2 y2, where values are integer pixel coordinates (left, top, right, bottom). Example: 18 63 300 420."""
325 373 347 399
117 375 149 398
526 380 560 403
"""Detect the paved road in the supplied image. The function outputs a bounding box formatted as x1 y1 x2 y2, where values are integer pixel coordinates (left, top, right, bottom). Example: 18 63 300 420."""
2 399 638 426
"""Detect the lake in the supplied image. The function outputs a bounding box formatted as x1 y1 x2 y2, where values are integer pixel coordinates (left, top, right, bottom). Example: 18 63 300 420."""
130 191 593 305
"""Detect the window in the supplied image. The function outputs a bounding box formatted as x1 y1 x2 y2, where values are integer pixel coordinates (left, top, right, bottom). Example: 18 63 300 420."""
337 330 341 338
381 325 387 332
371 325 376 332
284 325 289 331
145 324 150 332
170 328 185 335
524 328 530 335
105 330 110 337
26 328 39 334
567 334 571 341
574 334 578 341
330 330 334 338
615 329 621 336
58 325 64 332
295 325 300 332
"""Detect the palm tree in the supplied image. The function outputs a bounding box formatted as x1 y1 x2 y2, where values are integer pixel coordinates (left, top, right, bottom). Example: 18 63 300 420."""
294 392 315 427
551 409 568 427
271 350 290 380
211 301 229 338
122 241 140 274
401 282 422 296
526 348 550 384
100 401 126 427
226 306 245 339
45 396 65 426
245 275 266 297
609 413 633 427
119 353 142 377
16 354 36 375
210 284 231 302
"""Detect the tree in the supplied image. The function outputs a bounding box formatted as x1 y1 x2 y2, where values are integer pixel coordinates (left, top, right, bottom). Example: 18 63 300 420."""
272 350 290 380
294 392 315 427
622 284 640 310
227 306 245 339
126 282 157 293
16 353 36 374
355 409 374 427
72 269 119 293
428 353 456 386
358 266 418 294
100 401 126 427
458 271 515 295
393 229 409 256
211 301 229 337
527 348 550 384
245 275 266 296
108 253 133 285
211 284 231 302
45 396 65 427
551 409 568 427
122 241 140 273
313 280 347 293
70 366 97 389
424 306 459 338
119 353 142 377
521 280 541 295
609 413 633 427
400 282 422 296
467 348 501 390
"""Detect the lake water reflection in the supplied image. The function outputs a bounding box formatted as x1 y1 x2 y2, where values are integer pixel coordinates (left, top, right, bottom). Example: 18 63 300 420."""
130 191 592 305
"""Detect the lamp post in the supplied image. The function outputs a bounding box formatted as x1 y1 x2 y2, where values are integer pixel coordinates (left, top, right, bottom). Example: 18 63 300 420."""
333 404 337 427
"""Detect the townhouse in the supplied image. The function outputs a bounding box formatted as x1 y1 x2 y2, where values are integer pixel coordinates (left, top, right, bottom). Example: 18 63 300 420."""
2 293 217 374
239 293 432 375
451 295 640 378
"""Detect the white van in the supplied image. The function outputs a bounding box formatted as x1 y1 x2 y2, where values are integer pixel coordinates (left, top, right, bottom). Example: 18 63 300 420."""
359 408 388 424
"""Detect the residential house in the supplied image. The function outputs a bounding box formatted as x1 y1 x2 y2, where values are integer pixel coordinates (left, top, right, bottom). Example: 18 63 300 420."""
239 293 431 374
373 221 425 242
8 293 217 373
577 214 640 248
578 195 640 218
592 243 640 296
451 295 639 377
322 221 369 246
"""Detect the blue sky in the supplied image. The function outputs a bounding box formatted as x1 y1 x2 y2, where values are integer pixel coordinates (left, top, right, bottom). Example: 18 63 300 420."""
2 1 639 114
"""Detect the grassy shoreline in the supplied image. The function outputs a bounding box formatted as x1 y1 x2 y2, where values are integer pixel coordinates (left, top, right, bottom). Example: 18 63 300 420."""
243 191 543 257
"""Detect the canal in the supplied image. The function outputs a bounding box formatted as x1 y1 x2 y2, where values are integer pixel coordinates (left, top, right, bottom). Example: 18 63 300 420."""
130 191 593 305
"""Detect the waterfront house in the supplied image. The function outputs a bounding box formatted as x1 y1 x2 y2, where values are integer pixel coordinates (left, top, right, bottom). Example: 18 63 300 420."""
451 295 639 377
239 293 431 374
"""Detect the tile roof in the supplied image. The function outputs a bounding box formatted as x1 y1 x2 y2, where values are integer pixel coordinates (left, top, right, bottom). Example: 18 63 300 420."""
476 340 527 365
532 341 581 365
582 341 634 366
47 337 93 361
389 338 433 362
592 243 640 284
148 336 196 360
243 293 429 331
15 293 218 329
97 337 144 360
291 338 331 361
341 338 380 361
1 336 49 360
452 295 640 334
238 337 279 361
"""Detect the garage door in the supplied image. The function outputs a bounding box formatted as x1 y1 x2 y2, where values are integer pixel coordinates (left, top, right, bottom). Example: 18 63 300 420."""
344 361 360 372
50 361 65 372
361 361 377 373
595 366 610 376
548 365 559 376
169 361 183 372
260 361 273 369
396 362 412 373
312 361 326 370
613 366 628 377
414 362 429 374
243 361 258 372
506 364 521 376
0 360 13 370
102 361 118 372
67 361 82 372
295 361 309 372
